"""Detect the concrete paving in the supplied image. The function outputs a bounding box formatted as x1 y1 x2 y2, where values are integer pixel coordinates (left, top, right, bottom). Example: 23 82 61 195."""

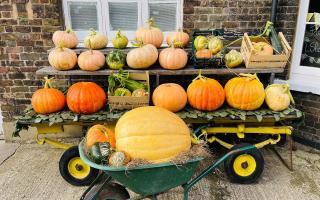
0 142 319 200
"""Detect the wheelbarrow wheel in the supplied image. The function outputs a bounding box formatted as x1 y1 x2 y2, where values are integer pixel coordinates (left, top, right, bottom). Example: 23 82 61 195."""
224 143 264 184
59 146 99 186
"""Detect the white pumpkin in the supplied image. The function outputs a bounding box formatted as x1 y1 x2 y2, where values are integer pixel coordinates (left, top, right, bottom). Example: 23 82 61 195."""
265 84 295 111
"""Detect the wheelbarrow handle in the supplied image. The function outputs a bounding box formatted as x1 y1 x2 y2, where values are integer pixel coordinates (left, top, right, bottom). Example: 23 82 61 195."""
183 145 256 192
80 173 112 200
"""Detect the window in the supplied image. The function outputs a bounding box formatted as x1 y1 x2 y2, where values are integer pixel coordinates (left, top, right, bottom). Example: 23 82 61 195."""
62 0 183 45
285 0 320 94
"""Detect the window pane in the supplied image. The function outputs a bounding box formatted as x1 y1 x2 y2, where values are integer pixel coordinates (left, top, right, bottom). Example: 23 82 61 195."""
149 3 176 31
69 2 98 31
109 2 138 31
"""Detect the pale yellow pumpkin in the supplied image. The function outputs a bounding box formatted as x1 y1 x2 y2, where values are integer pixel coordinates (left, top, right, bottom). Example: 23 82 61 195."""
78 50 105 71
166 30 190 48
126 43 158 69
115 106 191 163
84 29 108 49
265 84 295 111
52 28 79 48
159 47 188 70
48 45 77 70
135 18 163 48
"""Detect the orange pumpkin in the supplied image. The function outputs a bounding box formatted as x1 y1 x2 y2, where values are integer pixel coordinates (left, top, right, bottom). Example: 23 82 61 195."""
78 50 105 71
166 30 190 47
187 73 225 111
32 77 66 114
159 46 188 70
152 83 187 112
195 49 212 59
52 28 79 48
135 18 163 48
67 82 106 114
48 44 77 71
252 42 273 55
224 74 265 110
86 124 116 149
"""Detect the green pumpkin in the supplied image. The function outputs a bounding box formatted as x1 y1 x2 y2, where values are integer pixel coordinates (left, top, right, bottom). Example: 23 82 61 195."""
114 88 131 96
88 142 114 164
106 50 126 70
112 30 128 49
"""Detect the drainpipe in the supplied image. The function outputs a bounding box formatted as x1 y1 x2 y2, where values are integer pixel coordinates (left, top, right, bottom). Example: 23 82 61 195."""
270 0 278 23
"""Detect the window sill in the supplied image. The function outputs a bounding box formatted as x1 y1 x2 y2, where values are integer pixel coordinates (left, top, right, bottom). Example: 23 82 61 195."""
274 78 320 95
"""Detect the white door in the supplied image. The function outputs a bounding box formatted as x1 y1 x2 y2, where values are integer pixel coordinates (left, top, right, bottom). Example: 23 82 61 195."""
289 0 320 94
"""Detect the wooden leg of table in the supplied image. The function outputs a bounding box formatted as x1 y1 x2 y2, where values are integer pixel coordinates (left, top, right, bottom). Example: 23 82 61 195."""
270 136 294 171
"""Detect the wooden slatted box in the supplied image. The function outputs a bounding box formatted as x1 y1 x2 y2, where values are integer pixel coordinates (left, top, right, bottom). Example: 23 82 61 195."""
240 32 292 68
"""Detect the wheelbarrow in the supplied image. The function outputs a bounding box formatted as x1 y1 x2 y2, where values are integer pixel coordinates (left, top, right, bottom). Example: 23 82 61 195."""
79 140 258 200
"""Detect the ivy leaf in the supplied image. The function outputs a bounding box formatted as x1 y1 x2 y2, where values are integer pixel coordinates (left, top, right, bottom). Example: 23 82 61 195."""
274 114 280 121
296 110 303 118
255 114 263 122
283 109 291 115
73 114 79 122
34 118 42 123
239 114 246 121
219 111 229 117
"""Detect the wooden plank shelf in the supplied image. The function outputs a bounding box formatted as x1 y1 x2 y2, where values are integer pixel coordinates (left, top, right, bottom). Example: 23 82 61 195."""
36 65 284 76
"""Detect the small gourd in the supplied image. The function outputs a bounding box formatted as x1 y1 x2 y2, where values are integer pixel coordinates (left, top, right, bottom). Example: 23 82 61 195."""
265 84 295 111
109 151 131 167
112 30 128 49
88 142 114 164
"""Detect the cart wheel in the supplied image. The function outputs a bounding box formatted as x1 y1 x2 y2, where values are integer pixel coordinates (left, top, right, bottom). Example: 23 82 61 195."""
224 143 264 184
95 182 130 200
59 146 99 186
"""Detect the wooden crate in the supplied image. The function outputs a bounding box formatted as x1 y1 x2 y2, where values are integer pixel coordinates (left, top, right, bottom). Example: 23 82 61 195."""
108 71 150 110
240 32 292 68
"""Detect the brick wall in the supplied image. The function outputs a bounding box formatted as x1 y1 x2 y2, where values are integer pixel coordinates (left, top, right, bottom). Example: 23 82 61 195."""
1 0 320 147
0 0 61 121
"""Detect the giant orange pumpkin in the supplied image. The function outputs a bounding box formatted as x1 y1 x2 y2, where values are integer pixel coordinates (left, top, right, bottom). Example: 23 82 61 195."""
159 46 188 70
152 83 187 112
85 124 116 149
187 73 225 111
166 30 190 48
48 44 77 71
135 18 163 48
32 77 66 114
52 28 79 48
66 82 106 114
115 106 191 163
224 74 265 110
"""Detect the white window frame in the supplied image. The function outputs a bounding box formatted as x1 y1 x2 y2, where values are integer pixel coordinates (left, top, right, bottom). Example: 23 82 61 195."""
285 0 320 95
62 0 105 42
62 0 183 46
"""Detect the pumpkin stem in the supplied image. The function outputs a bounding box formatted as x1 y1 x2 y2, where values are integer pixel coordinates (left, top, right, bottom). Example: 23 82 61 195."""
132 38 144 48
284 84 295 104
193 69 206 81
66 27 73 33
239 73 260 82
116 29 122 38
57 40 64 50
146 17 158 29
44 77 54 88
89 28 97 36
87 38 93 53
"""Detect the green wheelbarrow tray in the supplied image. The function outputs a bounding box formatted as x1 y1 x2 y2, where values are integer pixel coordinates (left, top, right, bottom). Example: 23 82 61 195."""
79 141 203 197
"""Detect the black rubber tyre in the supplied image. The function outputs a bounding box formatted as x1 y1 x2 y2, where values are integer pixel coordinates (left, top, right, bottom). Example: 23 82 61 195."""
59 146 99 186
95 182 130 200
224 143 264 184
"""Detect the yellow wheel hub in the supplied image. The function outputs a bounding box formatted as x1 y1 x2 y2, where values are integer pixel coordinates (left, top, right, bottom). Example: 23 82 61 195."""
233 154 257 177
68 157 90 179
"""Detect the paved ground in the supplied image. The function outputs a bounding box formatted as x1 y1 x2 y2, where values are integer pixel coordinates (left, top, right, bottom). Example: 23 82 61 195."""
0 140 319 200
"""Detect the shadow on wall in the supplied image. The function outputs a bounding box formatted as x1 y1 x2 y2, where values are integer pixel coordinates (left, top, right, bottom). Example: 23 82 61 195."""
0 108 3 136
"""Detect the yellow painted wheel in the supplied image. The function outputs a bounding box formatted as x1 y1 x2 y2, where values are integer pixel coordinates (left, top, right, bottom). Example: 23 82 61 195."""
233 154 257 177
68 157 91 179
224 143 264 184
59 146 99 186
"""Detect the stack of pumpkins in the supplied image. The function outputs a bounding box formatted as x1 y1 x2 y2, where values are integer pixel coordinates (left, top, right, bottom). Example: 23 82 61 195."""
49 28 128 71
48 18 191 71
152 73 294 113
